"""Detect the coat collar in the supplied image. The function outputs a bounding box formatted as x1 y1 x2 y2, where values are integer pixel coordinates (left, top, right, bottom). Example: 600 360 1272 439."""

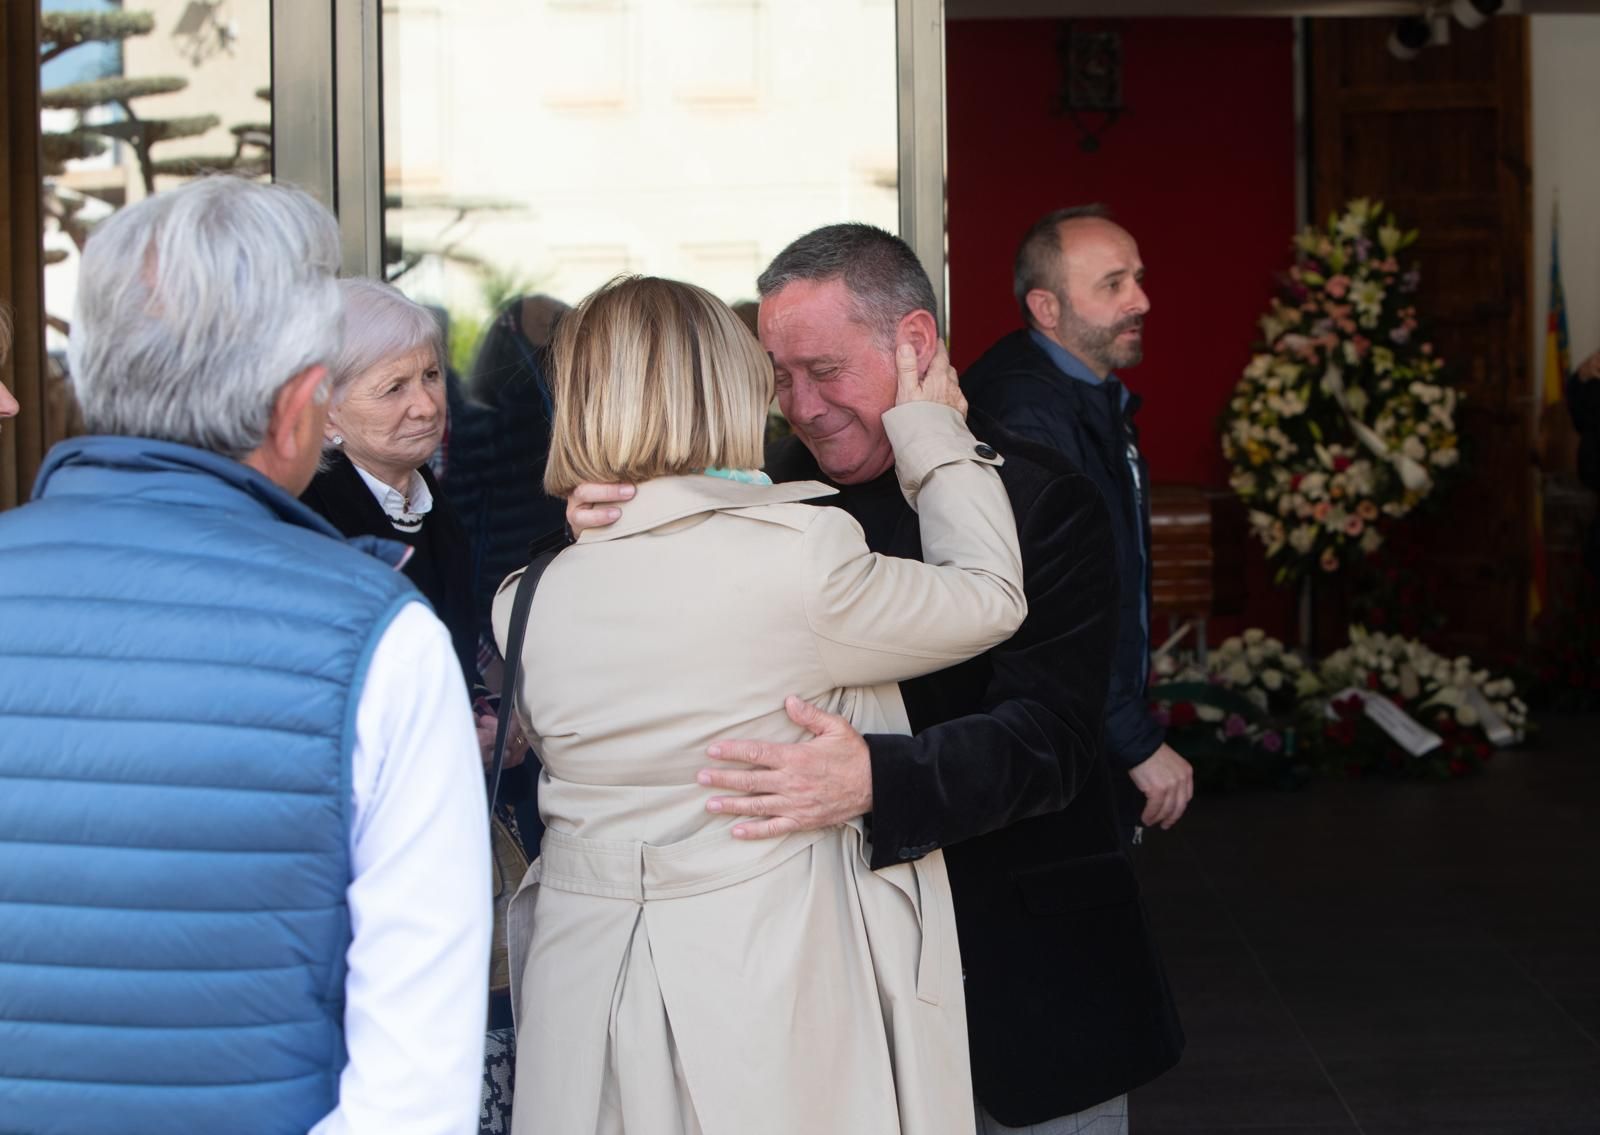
576 472 836 543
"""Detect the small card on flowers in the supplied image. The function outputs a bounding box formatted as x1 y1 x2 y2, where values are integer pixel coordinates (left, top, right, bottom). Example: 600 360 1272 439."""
1461 684 1516 747
1327 686 1442 757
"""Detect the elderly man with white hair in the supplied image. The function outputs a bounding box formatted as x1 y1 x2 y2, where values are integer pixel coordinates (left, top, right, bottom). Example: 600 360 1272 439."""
0 176 490 1135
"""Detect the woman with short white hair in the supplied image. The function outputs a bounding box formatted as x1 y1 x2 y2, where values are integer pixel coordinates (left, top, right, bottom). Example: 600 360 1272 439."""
301 278 480 681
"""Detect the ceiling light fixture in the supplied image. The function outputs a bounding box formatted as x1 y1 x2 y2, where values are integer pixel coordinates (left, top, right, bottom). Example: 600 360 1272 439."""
1451 0 1504 30
1386 16 1432 61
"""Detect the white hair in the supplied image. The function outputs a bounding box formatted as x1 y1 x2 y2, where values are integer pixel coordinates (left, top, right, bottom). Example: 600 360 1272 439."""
68 175 343 458
329 278 444 405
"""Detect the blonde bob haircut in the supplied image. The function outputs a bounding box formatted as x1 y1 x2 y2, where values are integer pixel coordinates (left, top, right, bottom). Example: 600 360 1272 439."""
544 275 772 496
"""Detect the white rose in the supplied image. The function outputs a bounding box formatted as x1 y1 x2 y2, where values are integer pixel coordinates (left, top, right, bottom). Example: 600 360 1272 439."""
1456 704 1480 728
1262 669 1284 691
1225 661 1252 686
1196 704 1226 723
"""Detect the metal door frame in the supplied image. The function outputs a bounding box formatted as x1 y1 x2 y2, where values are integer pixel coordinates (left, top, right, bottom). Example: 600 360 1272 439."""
272 0 949 319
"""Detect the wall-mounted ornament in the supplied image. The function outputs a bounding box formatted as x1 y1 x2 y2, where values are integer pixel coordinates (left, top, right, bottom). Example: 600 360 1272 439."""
1055 23 1124 153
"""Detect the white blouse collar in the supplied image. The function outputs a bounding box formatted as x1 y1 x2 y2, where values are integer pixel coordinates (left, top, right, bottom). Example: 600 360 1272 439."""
353 463 434 531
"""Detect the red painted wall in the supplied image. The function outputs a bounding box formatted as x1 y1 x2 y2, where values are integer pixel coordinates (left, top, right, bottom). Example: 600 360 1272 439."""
947 17 1297 489
947 17 1300 638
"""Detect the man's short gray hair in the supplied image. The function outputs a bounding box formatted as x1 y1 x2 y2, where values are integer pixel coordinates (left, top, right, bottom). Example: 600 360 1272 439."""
68 175 343 459
756 223 938 343
329 278 444 404
1013 203 1112 325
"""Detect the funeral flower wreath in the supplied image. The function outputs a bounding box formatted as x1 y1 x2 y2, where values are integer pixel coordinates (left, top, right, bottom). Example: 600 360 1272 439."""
1222 199 1463 583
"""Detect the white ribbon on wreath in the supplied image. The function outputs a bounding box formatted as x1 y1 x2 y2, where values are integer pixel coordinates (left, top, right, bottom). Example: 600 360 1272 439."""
1320 364 1433 494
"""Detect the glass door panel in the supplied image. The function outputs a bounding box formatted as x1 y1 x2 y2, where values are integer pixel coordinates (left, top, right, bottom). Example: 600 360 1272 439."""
41 0 273 378
381 0 900 369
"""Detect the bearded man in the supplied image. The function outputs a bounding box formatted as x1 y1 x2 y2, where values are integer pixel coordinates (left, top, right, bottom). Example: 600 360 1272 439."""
964 205 1194 841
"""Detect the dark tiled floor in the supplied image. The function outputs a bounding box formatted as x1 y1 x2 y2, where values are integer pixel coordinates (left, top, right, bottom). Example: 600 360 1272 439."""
1131 713 1600 1135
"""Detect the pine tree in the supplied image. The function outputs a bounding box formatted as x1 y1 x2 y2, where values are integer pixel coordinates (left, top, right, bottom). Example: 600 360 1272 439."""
40 10 271 200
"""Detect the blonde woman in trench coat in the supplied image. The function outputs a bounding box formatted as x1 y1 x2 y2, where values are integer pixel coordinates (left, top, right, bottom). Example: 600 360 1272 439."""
493 276 1026 1135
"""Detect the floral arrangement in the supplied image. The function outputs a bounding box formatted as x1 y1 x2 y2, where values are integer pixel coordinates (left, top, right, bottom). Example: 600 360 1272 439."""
1315 626 1526 779
1222 199 1463 583
1150 625 1527 787
1150 630 1320 788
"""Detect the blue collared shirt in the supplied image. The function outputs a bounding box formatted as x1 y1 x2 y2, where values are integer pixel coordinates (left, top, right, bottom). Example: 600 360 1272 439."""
1028 331 1151 684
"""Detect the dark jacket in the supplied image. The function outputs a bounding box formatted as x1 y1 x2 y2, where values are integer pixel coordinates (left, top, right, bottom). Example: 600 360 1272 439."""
301 451 480 685
964 331 1165 776
767 415 1184 1125
446 302 568 631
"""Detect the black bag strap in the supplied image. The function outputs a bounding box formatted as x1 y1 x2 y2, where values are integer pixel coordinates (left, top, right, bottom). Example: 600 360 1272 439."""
487 533 566 814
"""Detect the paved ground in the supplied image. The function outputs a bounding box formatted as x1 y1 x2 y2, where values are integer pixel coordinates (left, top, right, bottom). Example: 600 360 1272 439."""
1131 713 1600 1134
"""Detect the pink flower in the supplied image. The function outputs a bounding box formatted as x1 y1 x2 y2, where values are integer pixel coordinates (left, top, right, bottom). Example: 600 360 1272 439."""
1224 713 1248 739
1260 730 1284 753
1344 515 1365 537
1320 547 1340 572
1313 501 1332 522
1325 275 1351 298
1351 335 1371 357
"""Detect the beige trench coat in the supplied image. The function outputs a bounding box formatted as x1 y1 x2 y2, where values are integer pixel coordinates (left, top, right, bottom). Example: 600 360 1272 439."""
493 403 1026 1135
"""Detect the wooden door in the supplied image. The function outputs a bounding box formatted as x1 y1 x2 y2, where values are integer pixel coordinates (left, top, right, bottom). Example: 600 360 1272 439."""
2 0 47 511
1309 15 1532 655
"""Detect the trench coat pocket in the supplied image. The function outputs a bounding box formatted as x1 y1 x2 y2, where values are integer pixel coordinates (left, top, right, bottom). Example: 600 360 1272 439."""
870 848 949 1007
1013 852 1139 917
506 857 543 1029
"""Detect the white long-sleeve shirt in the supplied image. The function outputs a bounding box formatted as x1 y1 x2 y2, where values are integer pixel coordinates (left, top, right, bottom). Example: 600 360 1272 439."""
310 600 491 1135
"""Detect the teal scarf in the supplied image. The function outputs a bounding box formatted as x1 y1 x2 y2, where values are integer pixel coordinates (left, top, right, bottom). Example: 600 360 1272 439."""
703 467 772 486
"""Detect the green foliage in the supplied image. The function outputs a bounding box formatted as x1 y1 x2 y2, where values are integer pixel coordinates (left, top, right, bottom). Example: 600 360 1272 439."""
41 131 107 169
42 76 186 110
88 115 221 146
478 268 542 321
448 310 489 377
40 11 155 62
150 154 270 178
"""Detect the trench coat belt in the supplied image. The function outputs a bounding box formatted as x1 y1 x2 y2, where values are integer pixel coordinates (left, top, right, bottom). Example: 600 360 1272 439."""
534 823 831 902
531 822 946 1006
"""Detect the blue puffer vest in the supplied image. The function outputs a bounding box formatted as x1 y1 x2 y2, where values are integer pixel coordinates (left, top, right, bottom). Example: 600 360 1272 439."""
0 436 418 1135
